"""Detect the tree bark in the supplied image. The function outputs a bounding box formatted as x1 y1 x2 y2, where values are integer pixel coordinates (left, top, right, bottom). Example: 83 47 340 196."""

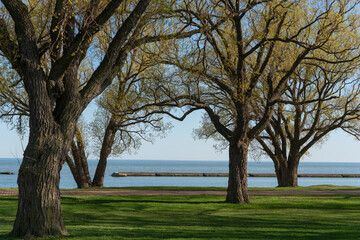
92 120 117 187
71 140 90 188
11 123 73 237
273 156 300 187
226 141 249 203
286 158 300 187
75 128 92 185
65 155 82 188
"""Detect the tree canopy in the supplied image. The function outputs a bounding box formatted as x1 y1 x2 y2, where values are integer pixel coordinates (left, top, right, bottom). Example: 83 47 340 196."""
139 0 360 202
0 0 360 237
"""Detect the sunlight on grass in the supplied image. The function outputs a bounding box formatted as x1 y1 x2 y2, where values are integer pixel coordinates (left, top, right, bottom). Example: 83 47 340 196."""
2 185 360 192
1 190 360 239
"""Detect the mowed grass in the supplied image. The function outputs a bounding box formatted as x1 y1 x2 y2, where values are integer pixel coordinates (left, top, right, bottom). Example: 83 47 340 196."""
1 188 360 239
59 185 360 192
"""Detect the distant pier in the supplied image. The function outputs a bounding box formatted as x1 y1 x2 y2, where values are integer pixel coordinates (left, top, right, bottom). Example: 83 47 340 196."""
111 172 360 178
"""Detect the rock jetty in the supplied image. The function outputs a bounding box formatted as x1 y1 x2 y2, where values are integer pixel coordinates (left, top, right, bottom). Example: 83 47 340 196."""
111 172 360 178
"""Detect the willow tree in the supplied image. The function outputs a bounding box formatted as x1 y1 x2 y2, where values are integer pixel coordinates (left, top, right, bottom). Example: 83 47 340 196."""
0 0 197 237
67 48 170 188
255 58 360 187
145 0 360 203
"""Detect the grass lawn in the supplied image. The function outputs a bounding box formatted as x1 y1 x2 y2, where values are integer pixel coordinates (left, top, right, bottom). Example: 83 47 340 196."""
1 187 360 239
59 185 360 192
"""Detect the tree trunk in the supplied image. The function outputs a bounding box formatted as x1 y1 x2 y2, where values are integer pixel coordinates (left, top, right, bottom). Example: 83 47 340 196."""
11 125 72 237
65 154 82 188
287 159 300 187
92 121 116 187
80 154 92 186
274 156 300 187
71 140 89 188
75 128 92 185
68 127 93 188
226 142 249 203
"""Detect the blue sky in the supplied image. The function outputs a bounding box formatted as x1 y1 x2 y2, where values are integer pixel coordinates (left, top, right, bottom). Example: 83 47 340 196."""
1 110 360 162
120 114 360 162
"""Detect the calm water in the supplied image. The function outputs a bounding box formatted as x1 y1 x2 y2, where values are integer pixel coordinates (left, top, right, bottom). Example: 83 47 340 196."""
1 158 360 189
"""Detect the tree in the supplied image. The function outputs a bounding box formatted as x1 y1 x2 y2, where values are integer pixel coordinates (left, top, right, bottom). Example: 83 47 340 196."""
145 0 360 203
0 0 196 237
255 58 360 187
67 48 169 188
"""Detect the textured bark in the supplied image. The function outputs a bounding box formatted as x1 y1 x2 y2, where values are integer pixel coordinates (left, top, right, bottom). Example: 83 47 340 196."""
226 142 249 203
65 154 82 188
286 163 299 187
272 154 300 187
71 140 90 188
274 159 289 187
1 0 189 237
80 154 92 185
70 127 92 187
92 120 117 187
11 120 75 237
75 128 92 185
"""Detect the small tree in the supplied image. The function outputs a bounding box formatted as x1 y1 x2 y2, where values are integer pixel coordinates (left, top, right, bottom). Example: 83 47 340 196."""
255 58 360 187
67 48 170 188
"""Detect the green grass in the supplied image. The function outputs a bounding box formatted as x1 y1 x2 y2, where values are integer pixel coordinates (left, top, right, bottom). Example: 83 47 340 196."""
2 185 360 192
1 188 360 239
57 185 360 192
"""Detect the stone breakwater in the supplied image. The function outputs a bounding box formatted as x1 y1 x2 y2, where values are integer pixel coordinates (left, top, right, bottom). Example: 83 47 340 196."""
112 172 360 178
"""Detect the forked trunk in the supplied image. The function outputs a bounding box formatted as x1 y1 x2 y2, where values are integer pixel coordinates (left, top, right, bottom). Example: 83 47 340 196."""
68 128 93 188
71 141 90 188
65 155 82 188
226 142 249 203
11 126 72 237
274 156 300 187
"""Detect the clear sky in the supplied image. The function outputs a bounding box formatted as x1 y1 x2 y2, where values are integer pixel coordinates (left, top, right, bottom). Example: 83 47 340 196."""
1 109 360 162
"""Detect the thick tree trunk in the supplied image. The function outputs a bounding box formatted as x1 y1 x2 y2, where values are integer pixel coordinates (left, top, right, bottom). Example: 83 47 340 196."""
226 142 249 203
286 159 300 187
11 126 72 237
274 156 300 187
92 121 116 187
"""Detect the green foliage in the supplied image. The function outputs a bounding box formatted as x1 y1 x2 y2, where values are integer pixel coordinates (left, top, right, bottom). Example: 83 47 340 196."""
143 0 360 151
0 56 28 135
89 48 173 158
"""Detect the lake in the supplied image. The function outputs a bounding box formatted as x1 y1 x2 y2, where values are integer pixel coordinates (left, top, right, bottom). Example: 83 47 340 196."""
1 158 360 188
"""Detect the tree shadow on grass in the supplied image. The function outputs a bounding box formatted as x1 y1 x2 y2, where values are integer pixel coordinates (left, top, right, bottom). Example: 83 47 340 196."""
0 234 13 240
64 212 360 240
2 195 360 239
60 195 360 239
62 195 360 211
61 196 226 205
